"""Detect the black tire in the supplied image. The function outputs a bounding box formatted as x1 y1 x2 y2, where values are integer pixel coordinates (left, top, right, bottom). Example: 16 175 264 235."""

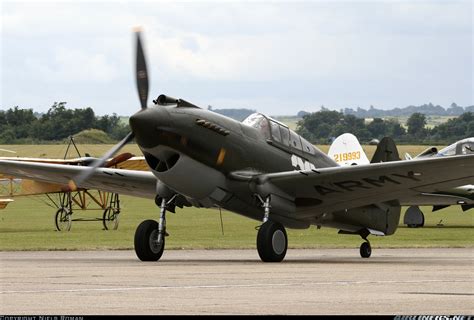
134 220 165 261
55 208 71 231
360 241 371 258
420 213 425 227
256 220 288 262
408 214 424 228
102 208 119 230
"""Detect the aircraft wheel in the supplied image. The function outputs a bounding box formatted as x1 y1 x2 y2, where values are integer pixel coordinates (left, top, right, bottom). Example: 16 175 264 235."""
404 206 425 228
134 220 165 261
55 207 71 231
257 220 288 262
408 212 425 228
103 208 120 230
360 241 371 258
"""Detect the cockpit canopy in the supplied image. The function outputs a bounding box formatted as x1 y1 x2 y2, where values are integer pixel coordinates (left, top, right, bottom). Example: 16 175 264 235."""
437 137 474 156
242 113 316 155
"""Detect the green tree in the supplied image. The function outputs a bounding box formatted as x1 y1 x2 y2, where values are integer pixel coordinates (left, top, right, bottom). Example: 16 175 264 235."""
367 118 387 138
407 113 427 137
1 107 37 140
296 110 343 142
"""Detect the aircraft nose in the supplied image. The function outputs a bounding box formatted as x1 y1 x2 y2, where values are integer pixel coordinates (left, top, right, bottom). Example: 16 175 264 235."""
129 107 171 148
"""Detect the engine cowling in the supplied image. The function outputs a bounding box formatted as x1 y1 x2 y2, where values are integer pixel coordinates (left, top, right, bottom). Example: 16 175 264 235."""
145 150 226 201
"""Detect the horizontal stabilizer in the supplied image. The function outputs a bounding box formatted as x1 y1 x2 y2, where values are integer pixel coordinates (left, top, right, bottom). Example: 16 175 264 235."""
415 147 438 158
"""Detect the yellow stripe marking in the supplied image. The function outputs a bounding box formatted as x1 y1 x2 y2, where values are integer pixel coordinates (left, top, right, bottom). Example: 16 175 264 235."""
216 148 226 166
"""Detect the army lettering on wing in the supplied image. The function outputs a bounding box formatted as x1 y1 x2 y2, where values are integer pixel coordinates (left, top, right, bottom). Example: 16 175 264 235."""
363 175 400 187
314 185 341 196
334 180 371 192
313 172 421 196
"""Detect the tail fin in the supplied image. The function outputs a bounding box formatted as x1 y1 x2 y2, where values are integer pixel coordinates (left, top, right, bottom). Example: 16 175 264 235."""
328 133 370 166
370 137 400 163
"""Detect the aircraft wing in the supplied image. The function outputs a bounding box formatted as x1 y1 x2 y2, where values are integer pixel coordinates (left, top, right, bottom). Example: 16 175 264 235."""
251 154 474 218
0 160 157 199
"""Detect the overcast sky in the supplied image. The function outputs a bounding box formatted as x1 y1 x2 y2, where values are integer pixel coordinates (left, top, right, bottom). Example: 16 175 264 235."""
1 0 473 116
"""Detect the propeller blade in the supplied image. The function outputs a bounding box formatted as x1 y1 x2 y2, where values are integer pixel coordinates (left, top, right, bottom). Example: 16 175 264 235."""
104 152 134 168
135 28 149 110
69 132 135 189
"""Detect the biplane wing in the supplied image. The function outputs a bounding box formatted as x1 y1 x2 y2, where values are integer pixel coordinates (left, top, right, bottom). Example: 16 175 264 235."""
0 160 157 199
0 155 149 171
0 155 149 199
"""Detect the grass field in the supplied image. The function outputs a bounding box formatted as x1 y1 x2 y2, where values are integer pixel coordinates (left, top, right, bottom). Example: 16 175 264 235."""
0 195 472 251
0 143 471 251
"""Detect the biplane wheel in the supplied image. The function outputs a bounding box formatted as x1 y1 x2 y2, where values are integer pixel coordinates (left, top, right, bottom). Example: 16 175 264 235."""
55 207 72 232
102 208 120 230
134 220 165 261
256 220 287 262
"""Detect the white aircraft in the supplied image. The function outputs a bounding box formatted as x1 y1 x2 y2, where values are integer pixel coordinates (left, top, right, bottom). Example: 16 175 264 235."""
328 133 370 166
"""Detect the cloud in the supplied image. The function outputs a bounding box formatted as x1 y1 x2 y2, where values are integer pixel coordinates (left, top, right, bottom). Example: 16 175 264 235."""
23 47 119 83
1 0 472 115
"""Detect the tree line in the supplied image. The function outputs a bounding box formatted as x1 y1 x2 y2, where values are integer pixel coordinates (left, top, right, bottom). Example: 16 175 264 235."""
296 110 474 145
1 103 472 145
0 103 130 143
342 102 474 118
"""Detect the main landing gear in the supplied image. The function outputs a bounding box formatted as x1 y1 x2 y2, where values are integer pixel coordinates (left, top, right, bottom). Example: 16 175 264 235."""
257 220 288 262
134 195 176 261
256 195 288 262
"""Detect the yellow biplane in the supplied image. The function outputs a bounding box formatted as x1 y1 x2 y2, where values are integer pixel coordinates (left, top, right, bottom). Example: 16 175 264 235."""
0 140 149 231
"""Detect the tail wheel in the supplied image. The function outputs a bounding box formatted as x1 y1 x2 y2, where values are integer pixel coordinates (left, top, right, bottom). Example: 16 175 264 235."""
134 220 165 261
55 207 71 231
257 220 288 262
360 241 372 258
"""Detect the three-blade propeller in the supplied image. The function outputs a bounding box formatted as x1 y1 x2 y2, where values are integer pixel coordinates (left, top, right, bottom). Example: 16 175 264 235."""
69 29 149 190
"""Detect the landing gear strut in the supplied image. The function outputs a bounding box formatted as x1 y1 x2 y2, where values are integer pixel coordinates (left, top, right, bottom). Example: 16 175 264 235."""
256 195 288 262
134 196 175 261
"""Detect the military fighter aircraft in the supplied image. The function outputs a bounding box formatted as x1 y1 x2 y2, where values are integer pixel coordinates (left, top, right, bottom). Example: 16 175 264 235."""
0 30 473 262
328 134 474 227
401 137 474 227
